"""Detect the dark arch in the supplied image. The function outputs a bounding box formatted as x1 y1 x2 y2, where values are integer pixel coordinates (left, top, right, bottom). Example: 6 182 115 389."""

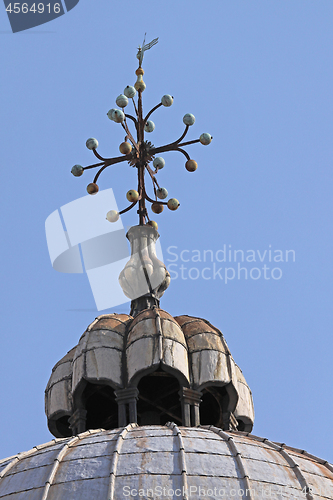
83 382 118 430
72 380 118 432
48 413 72 438
200 386 230 428
137 368 182 425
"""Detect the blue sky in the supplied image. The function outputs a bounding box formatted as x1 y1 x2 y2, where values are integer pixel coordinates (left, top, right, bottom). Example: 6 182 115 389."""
0 0 332 463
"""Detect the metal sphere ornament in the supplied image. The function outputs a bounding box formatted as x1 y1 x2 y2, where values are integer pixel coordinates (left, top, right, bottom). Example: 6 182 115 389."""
183 113 195 126
161 94 173 107
106 210 119 223
126 190 139 203
107 109 117 121
185 160 197 172
167 198 180 211
144 120 155 133
156 187 168 200
151 202 164 214
87 183 99 195
200 133 212 145
71 165 83 177
86 138 98 150
116 94 128 108
112 109 125 123
124 86 136 98
153 157 165 170
119 142 132 155
147 220 158 230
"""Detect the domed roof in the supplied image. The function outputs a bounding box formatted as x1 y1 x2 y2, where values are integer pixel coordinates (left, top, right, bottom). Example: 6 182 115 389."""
45 311 254 437
1 425 332 499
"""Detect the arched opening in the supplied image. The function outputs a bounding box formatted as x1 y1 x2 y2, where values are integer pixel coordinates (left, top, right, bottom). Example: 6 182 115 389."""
200 386 229 427
137 369 182 425
237 419 246 431
54 415 72 437
82 383 118 430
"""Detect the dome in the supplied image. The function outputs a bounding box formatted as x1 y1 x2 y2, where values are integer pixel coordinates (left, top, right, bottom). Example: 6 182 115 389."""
45 311 254 438
0 425 332 500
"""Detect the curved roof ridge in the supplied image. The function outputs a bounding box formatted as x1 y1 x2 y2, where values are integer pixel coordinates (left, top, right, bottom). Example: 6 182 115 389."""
203 425 255 500
86 318 100 332
174 314 236 387
0 454 17 466
260 438 314 500
108 423 138 500
49 348 76 373
0 438 61 481
41 428 104 500
166 422 189 500
276 444 333 476
96 313 132 321
174 314 231 355
228 430 333 472
41 435 80 500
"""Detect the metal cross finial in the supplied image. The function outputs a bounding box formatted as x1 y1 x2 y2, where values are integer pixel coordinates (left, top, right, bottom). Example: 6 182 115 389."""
136 34 159 67
71 43 212 232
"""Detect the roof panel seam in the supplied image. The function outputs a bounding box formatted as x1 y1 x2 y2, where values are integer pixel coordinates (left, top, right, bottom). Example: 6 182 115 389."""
202 426 255 500
165 422 189 500
108 423 138 500
262 438 315 500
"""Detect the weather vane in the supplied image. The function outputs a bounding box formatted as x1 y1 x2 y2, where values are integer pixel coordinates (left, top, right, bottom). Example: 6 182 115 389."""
71 36 212 230
136 33 159 67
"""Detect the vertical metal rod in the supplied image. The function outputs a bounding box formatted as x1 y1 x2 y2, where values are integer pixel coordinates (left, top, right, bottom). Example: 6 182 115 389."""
137 88 146 225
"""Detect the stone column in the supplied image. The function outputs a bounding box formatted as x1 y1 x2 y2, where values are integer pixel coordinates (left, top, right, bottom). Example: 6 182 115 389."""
68 409 87 435
115 388 139 426
179 388 202 427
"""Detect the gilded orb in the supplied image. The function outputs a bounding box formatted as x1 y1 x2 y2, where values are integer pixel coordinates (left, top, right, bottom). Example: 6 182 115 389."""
126 190 139 203
87 183 99 195
119 142 132 155
147 220 158 230
151 202 164 214
185 160 198 172
167 198 180 211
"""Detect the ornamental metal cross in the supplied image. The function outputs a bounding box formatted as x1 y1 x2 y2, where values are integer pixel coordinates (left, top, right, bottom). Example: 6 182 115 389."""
71 39 212 230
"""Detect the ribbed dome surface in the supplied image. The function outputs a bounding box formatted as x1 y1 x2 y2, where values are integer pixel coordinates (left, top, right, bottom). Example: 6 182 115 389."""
1 425 332 500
